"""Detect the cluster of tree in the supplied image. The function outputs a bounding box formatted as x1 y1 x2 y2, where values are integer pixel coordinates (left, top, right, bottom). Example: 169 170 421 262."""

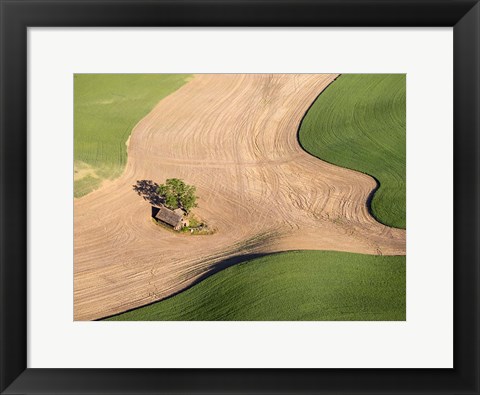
156 178 197 213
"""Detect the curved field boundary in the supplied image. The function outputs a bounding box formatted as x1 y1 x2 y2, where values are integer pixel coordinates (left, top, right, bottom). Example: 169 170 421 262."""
74 74 191 197
298 74 406 229
105 250 406 321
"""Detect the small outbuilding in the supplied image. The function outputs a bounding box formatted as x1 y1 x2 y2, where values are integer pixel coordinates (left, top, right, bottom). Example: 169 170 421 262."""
152 205 189 230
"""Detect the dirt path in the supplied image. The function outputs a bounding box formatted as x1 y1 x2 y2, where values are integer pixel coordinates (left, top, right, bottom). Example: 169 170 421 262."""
74 74 406 320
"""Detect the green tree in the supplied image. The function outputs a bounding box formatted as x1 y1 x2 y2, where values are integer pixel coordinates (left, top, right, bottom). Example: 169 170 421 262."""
156 178 198 213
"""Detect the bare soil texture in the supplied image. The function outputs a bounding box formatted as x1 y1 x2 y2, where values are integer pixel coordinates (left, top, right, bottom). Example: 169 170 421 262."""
74 74 406 320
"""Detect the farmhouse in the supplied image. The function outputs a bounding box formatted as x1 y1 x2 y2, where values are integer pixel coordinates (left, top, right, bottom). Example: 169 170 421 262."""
152 205 189 231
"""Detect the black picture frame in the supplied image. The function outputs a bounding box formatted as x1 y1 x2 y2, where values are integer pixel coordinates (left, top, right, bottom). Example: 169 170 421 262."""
1 1 479 394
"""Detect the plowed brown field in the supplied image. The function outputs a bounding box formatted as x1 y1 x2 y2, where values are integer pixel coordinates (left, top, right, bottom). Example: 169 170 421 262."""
74 74 406 321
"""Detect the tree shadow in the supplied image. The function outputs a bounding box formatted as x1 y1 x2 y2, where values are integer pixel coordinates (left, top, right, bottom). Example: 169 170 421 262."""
132 179 164 206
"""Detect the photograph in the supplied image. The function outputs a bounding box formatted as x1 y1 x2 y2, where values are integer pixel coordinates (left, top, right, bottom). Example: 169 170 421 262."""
74 73 406 321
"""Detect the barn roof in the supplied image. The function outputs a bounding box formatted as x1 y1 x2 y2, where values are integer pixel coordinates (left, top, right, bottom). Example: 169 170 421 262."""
173 208 184 216
154 206 183 227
